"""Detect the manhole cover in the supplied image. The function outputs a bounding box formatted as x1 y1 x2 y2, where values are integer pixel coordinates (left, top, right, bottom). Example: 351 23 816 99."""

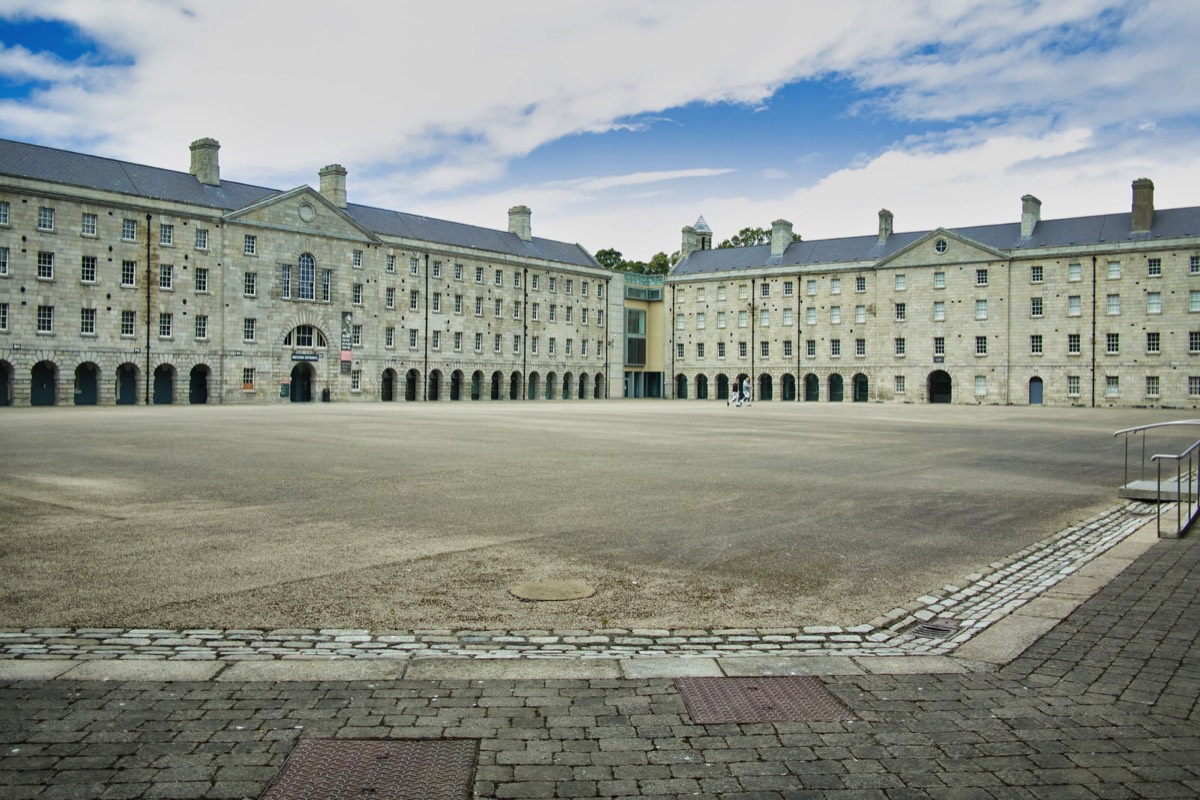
904 619 961 639
675 676 858 724
509 580 595 601
260 739 478 800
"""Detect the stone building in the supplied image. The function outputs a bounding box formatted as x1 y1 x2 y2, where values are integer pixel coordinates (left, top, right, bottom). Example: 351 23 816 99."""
666 183 1200 407
0 137 621 406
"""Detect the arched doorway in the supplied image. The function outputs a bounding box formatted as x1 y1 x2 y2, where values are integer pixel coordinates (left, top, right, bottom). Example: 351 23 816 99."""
471 371 483 400
1029 376 1044 405
451 370 464 401
74 363 99 405
188 365 210 404
153 365 175 404
429 370 442 401
116 363 138 405
759 374 773 402
716 374 729 401
696 374 709 400
490 371 502 400
578 373 588 399
0 360 12 406
381 368 396 401
545 371 556 399
405 369 419 401
828 374 844 402
509 371 521 400
528 372 540 400
852 373 868 402
562 373 573 399
804 373 819 402
929 370 952 404
782 374 796 401
676 374 688 399
31 361 57 406
290 363 315 402
594 374 603 399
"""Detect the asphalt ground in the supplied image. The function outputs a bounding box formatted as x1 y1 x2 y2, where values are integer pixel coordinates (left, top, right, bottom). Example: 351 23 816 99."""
0 401 1189 632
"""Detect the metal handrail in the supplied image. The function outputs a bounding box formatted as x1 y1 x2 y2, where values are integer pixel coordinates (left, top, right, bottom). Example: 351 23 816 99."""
1114 420 1200 538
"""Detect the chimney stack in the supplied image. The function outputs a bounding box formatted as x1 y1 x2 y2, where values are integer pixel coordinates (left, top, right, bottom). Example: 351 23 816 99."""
1020 194 1041 239
878 209 893 243
681 225 698 260
189 138 220 186
508 205 532 241
319 164 348 209
770 219 793 258
1131 178 1154 233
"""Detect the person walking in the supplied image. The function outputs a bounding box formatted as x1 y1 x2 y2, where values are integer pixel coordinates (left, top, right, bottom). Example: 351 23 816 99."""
742 376 751 406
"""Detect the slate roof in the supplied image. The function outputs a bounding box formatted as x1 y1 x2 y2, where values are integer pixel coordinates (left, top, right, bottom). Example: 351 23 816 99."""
672 206 1200 276
0 138 599 268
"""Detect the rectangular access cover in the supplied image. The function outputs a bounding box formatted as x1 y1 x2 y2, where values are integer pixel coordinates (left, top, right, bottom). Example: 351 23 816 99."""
260 739 478 800
676 676 858 724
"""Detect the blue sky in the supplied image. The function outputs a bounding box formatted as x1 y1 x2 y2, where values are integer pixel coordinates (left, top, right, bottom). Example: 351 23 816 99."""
2 1 1199 260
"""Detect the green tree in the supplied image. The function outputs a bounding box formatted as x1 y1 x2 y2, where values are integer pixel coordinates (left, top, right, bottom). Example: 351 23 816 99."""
716 225 802 249
593 248 625 270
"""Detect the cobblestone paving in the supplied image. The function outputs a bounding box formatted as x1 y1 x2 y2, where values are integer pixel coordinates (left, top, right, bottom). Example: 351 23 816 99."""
2 504 1198 798
0 504 1151 664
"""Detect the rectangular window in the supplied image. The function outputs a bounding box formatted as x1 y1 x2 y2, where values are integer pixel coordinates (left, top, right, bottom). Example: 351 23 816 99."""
411 258 420 276
566 279 575 295
349 283 362 305
738 310 748 328
432 331 441 350
1107 260 1120 279
895 302 906 321
410 289 419 310
1106 376 1120 397
760 309 769 327
717 311 726 329
933 271 945 289
495 299 503 318
1031 334 1043 355
0 247 7 276
385 327 395 348
494 269 503 286
1191 255 1200 275
195 228 208 250
1031 297 1043 317
475 332 483 352
975 299 988 320
433 261 442 278
243 317 256 342
1147 331 1160 354
737 341 747 358
806 339 816 357
830 306 841 324
160 264 173 290
243 368 255 389
37 251 54 280
895 376 906 394
352 249 363 268
895 273 906 291
783 280 794 297
1147 292 1162 314
280 265 290 298
760 282 770 298
122 260 136 287
565 338 573 356
243 234 256 255
0 200 8 224
1148 258 1161 277
158 312 172 338
81 212 97 236
565 306 573 323
975 336 988 356
80 307 95 335
474 266 484 283
549 336 557 355
159 223 174 246
1107 294 1120 315
513 270 520 288
1106 332 1120 354
856 276 866 293
350 369 361 392
830 339 841 357
456 295 464 315
696 312 705 329
454 331 463 352
318 269 329 302
697 342 706 358
1068 333 1081 355
976 268 988 286
717 341 726 359
385 287 395 309
1191 376 1200 397
1191 290 1200 312
513 300 520 319
894 337 906 356
80 255 97 283
1031 265 1043 283
975 375 987 396
1066 262 1082 282
410 329 419 349
122 310 137 337
549 276 557 293
806 279 817 296
121 218 137 241
1068 295 1081 316
1068 375 1081 397
783 308 793 326
38 207 55 231
830 278 841 295
37 305 53 333
386 254 395 273
676 342 685 359
494 334 502 353
1190 331 1200 353
856 338 866 357
933 300 945 321
433 293 442 313
581 307 588 325
934 336 945 356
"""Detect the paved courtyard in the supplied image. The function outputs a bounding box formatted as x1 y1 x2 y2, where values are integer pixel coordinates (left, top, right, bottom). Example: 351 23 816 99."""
0 402 1189 632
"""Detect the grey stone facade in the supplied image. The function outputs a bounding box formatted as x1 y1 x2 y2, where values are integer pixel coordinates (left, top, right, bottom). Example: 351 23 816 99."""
0 138 622 406
666 183 1200 407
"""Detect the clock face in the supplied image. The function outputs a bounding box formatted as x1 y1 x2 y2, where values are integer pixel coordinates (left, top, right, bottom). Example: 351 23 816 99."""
299 203 315 223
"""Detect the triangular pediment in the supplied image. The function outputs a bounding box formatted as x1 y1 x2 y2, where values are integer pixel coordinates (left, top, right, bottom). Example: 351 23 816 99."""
224 186 381 243
880 227 1006 268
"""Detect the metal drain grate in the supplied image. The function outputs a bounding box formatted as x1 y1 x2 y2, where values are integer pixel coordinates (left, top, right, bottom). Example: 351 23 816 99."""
260 739 478 800
675 676 858 724
905 618 962 639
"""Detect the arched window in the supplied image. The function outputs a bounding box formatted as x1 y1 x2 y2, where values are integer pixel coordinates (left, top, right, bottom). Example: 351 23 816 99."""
284 325 327 348
298 253 316 300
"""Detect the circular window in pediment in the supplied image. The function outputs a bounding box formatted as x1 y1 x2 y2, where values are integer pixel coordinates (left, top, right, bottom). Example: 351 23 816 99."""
299 203 315 223
934 238 948 254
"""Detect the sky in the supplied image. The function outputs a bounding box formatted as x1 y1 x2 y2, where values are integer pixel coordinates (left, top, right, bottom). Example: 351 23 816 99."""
2 0 1200 261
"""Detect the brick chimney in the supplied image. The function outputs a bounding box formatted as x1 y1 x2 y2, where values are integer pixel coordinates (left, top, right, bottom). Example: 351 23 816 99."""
770 219 793 258
189 138 220 186
878 209 893 243
680 225 698 260
1131 178 1154 233
319 164 348 209
508 205 532 241
1020 194 1041 239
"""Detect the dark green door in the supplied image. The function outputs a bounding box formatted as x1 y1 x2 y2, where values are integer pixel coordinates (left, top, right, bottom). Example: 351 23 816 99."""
74 364 98 405
853 374 868 402
117 364 137 404
31 362 56 406
189 366 208 404
804 374 819 401
0 363 10 406
929 371 952 404
153 366 174 404
290 364 313 402
829 374 844 402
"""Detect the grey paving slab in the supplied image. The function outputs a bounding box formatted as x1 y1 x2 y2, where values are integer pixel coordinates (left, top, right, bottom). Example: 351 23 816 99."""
952 613 1062 666
58 659 223 681
402 656 622 680
216 659 408 682
0 660 75 680
620 657 721 678
716 655 864 676
852 655 968 674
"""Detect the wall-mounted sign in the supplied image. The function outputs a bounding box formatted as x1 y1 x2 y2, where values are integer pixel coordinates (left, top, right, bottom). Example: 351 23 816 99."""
291 353 320 362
